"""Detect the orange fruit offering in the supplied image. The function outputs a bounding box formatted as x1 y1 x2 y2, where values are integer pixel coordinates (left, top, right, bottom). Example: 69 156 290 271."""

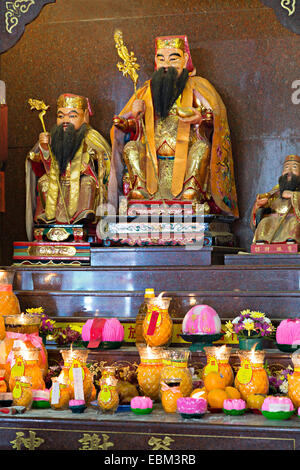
204 372 226 392
190 387 207 400
246 394 266 410
225 386 241 399
207 388 228 409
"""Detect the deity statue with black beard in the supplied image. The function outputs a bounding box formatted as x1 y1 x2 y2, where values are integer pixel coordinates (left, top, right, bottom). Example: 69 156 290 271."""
25 93 111 240
108 35 238 218
251 154 300 244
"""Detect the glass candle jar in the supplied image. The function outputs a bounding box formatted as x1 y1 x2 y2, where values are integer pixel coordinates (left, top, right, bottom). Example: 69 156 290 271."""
288 352 300 408
0 369 7 393
12 376 33 409
160 349 193 397
135 288 155 346
161 378 183 413
9 347 45 392
203 346 234 387
137 346 163 401
3 314 48 378
234 348 269 400
50 377 71 410
59 348 93 403
98 372 119 413
0 269 21 318
142 296 173 347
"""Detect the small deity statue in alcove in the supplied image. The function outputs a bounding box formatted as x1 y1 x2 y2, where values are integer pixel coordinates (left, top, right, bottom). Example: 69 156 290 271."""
251 154 300 245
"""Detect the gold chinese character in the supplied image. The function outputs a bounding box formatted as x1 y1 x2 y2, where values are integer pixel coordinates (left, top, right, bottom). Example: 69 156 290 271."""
148 436 174 450
78 433 114 450
10 431 44 450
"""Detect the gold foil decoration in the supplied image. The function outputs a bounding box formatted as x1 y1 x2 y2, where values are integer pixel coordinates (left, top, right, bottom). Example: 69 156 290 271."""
5 0 35 34
156 37 185 51
281 0 296 16
57 94 87 110
114 30 140 94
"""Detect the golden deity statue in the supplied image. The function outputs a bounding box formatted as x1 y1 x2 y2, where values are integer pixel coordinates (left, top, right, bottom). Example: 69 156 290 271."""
25 93 111 240
108 35 238 217
251 154 300 244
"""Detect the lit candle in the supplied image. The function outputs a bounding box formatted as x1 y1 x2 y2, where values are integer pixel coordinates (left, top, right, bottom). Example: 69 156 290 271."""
203 345 234 386
142 293 173 347
137 346 163 401
234 344 269 400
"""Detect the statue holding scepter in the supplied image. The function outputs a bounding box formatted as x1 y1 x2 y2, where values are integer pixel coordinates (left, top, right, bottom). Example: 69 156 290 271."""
108 33 238 218
26 94 111 241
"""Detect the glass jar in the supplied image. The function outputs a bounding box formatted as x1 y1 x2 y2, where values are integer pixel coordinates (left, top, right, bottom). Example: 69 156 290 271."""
161 378 183 413
203 346 234 387
234 349 269 400
288 352 300 408
59 349 93 403
3 314 48 379
97 367 119 413
0 269 21 318
135 288 155 346
50 377 71 410
160 349 193 397
142 296 173 347
0 369 7 393
137 346 163 401
9 347 45 392
12 376 33 409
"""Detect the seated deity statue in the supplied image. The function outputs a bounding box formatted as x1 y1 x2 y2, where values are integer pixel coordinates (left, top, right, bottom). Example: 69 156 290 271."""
251 154 300 244
108 35 238 217
25 93 111 240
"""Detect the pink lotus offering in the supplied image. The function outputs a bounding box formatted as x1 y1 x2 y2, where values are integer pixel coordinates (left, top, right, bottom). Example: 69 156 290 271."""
223 399 246 415
276 319 300 346
177 397 207 418
261 396 295 420
182 305 221 335
81 318 124 348
131 396 153 415
69 399 86 414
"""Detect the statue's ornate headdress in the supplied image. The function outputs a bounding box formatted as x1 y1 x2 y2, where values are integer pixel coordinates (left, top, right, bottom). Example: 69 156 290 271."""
284 154 300 164
154 35 195 74
57 93 93 115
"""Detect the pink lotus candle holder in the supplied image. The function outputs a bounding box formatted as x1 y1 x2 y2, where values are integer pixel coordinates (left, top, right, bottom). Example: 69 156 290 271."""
177 397 207 419
223 398 246 415
261 396 295 420
130 396 153 415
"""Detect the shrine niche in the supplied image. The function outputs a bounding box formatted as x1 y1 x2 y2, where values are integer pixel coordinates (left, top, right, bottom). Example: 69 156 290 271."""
260 0 300 34
0 0 56 54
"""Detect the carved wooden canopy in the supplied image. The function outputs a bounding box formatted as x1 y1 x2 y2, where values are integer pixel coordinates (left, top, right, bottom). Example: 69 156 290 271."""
0 0 56 54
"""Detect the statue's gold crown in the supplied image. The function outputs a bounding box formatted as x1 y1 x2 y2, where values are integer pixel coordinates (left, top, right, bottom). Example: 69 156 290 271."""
57 94 87 110
284 154 300 164
156 37 185 51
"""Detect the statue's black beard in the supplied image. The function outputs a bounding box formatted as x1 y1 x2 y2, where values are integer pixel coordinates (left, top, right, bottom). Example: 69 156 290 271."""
50 123 88 174
151 67 189 119
279 173 300 197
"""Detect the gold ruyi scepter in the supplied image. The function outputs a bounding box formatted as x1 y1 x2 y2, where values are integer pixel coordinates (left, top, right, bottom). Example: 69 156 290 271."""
28 98 70 224
113 30 159 184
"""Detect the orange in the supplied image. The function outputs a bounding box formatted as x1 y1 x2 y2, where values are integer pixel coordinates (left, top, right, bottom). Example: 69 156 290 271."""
288 371 300 408
190 387 207 400
246 394 266 410
207 388 228 409
204 372 226 392
225 386 241 399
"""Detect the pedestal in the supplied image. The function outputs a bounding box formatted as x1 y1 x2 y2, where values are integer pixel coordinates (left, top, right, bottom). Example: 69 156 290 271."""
13 241 90 265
